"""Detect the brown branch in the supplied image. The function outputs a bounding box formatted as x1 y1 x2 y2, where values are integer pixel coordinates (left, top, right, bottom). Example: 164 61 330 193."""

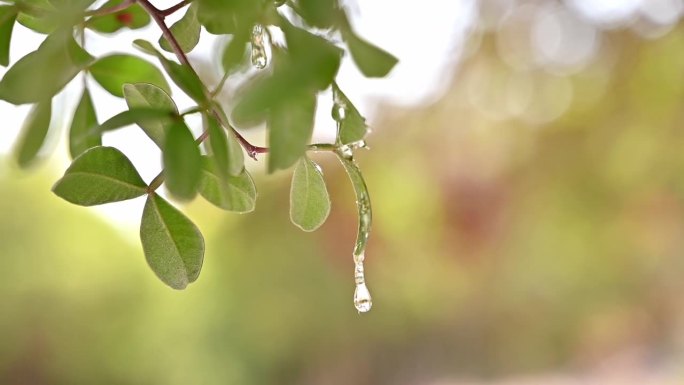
137 0 268 160
160 0 193 17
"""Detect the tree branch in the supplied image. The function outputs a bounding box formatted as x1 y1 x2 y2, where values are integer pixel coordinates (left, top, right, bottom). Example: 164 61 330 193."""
137 0 269 161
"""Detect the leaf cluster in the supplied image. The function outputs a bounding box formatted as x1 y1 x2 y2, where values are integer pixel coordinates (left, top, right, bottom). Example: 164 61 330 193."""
1 0 396 289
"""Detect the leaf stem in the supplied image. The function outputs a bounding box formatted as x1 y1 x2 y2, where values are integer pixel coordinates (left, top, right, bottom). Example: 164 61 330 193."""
86 0 134 17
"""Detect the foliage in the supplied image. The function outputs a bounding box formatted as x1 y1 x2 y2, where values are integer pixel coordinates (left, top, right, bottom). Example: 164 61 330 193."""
0 0 397 289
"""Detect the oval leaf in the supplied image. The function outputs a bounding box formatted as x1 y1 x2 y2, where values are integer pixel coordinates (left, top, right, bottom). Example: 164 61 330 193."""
52 146 148 206
198 158 256 213
163 121 202 201
290 157 330 231
89 54 170 97
345 30 398 78
98 107 176 134
0 30 93 104
140 193 204 290
207 115 244 179
0 6 17 66
267 91 316 172
69 88 100 158
87 0 150 33
332 83 368 144
14 99 51 168
123 83 178 147
159 3 200 53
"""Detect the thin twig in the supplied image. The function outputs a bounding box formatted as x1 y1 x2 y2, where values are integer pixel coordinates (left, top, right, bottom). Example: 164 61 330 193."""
160 0 193 17
138 0 269 159
86 0 134 17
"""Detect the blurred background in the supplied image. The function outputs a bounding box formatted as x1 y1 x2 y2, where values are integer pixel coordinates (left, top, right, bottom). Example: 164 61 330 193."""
3 0 684 384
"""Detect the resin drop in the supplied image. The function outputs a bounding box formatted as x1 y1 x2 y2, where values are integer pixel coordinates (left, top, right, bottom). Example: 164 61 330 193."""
251 24 268 70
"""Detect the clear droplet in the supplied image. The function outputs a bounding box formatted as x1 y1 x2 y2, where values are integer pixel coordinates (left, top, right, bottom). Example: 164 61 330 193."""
353 259 372 313
331 102 347 122
251 24 268 70
274 0 286 6
338 144 353 160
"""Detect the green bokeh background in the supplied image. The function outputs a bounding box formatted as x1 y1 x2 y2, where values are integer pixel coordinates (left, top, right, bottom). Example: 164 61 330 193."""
4 3 684 384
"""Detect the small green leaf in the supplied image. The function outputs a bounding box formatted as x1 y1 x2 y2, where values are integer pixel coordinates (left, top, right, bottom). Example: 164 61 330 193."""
89 54 170 97
295 0 338 28
159 3 200 53
0 6 17 66
133 39 208 105
332 83 367 144
268 91 316 172
140 193 204 290
290 156 331 231
221 30 249 74
97 107 176 133
14 99 51 168
344 30 398 78
198 157 256 213
68 88 100 158
281 20 342 90
52 146 148 206
196 0 259 35
123 83 178 147
0 30 93 104
87 0 150 33
163 121 202 201
207 115 244 179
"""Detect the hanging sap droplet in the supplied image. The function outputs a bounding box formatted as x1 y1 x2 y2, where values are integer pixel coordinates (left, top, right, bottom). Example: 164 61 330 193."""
353 259 372 313
331 102 347 122
273 0 286 6
251 24 268 70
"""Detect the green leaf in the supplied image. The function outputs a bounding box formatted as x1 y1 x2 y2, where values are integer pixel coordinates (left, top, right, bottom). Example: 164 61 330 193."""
267 91 316 172
97 107 176 133
163 121 202 201
0 30 94 104
17 0 93 34
89 54 170 97
68 88 100 158
207 115 244 179
123 83 178 148
332 83 367 144
281 20 342 90
221 29 249 74
295 0 338 28
0 6 17 66
159 3 200 53
14 99 51 168
196 0 259 35
87 0 150 33
52 146 148 206
140 193 204 290
290 156 331 231
133 39 208 105
345 30 398 78
198 157 256 213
